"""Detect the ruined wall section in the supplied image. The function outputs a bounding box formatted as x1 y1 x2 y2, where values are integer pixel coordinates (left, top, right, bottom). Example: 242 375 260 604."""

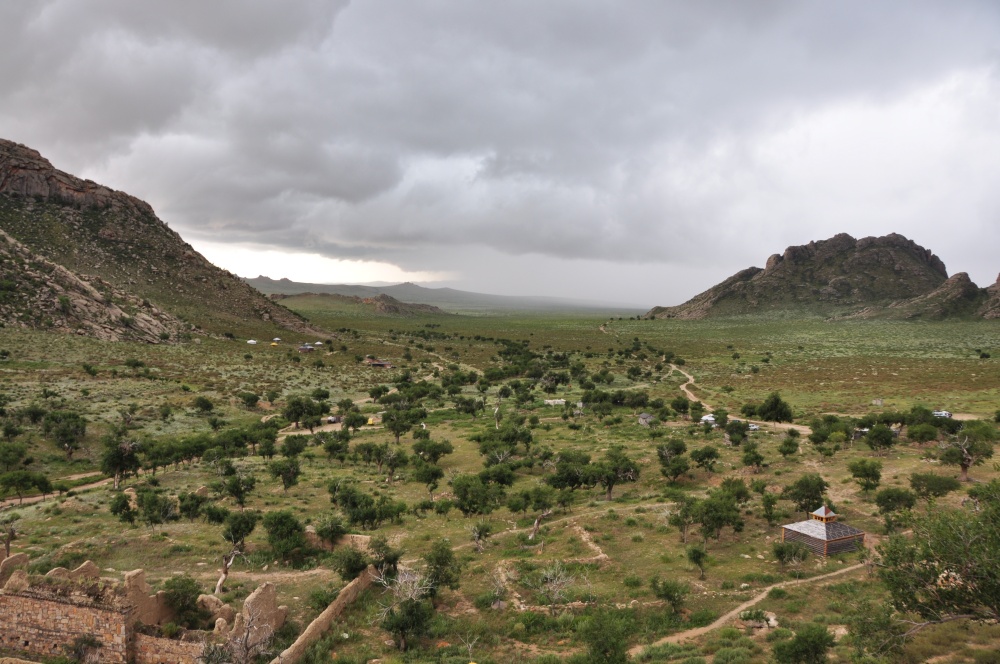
0 583 131 663
133 633 205 664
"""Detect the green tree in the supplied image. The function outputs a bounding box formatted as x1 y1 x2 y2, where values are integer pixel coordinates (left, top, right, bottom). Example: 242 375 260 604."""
874 487 916 533
451 474 505 516
593 445 640 500
725 420 749 446
268 459 301 492
778 435 799 458
100 429 141 490
773 622 835 663
580 609 632 664
237 392 260 409
109 493 136 526
223 473 256 510
757 392 793 423
411 437 454 464
650 577 689 613
876 482 1000 639
0 470 49 504
42 411 87 459
192 396 214 414
668 496 700 544
866 424 896 455
741 442 764 472
939 421 996 481
848 458 882 493
697 491 744 544
412 461 444 498
772 540 809 571
423 539 461 599
382 597 433 651
0 441 27 471
330 546 369 581
280 435 309 458
686 544 708 579
761 492 779 526
162 575 207 628
783 474 829 515
909 473 961 500
262 510 308 563
690 445 720 472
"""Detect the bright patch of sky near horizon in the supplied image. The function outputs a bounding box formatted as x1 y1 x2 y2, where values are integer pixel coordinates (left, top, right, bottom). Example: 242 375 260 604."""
2 1 1000 307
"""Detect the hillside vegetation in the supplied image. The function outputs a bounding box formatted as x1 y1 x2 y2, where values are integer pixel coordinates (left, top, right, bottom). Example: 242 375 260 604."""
0 139 313 338
0 307 997 664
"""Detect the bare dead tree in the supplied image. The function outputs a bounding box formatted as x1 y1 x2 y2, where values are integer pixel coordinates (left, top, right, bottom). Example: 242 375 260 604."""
528 509 553 541
202 603 275 664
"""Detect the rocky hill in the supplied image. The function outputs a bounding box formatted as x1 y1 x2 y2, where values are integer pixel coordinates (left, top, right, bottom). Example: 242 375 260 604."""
0 139 314 338
271 292 450 317
645 233 999 320
0 229 182 341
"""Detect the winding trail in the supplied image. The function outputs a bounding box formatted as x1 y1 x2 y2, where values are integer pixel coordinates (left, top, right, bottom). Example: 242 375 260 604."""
671 363 811 435
628 562 865 658
1 474 111 510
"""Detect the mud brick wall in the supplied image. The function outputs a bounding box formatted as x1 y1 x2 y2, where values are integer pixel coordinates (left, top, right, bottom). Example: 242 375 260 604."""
268 566 376 664
0 594 130 663
133 633 204 664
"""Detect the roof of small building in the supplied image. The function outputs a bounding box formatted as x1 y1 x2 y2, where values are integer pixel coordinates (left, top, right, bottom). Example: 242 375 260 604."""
812 506 836 518
783 519 864 541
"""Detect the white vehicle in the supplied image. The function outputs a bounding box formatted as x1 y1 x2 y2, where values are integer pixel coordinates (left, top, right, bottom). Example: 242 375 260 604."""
246 339 257 345
932 410 953 418
700 414 716 423
747 423 760 431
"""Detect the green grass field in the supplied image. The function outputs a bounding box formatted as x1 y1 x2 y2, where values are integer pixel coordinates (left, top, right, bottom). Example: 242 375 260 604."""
0 308 998 663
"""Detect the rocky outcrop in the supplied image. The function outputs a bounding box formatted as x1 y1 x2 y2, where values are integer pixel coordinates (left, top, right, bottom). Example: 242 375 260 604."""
0 138 322 337
645 233 978 319
0 229 182 341
978 274 1000 319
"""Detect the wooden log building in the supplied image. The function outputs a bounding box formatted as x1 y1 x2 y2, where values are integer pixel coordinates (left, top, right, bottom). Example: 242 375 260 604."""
781 506 865 557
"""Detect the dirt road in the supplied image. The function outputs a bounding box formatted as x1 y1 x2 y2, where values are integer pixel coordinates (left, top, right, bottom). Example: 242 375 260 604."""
628 562 865 657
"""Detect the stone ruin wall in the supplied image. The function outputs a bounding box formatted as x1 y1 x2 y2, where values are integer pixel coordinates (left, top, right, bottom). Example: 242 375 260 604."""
132 634 205 664
0 591 130 663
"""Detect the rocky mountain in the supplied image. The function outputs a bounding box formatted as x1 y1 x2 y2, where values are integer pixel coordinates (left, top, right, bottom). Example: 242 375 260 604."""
270 292 450 317
0 139 314 338
645 233 999 320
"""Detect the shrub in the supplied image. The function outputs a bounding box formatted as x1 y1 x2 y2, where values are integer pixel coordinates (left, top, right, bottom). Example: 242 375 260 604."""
162 575 206 628
329 547 369 581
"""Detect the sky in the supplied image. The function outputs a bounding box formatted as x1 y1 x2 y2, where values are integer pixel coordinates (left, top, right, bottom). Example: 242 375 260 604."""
3 1 1000 308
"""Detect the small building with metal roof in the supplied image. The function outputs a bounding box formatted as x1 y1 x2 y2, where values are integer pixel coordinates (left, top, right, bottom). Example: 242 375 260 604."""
781 506 865 557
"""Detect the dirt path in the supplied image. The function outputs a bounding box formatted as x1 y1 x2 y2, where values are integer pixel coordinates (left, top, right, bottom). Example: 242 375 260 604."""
628 562 865 658
671 364 811 435
1 476 111 510
671 364 706 408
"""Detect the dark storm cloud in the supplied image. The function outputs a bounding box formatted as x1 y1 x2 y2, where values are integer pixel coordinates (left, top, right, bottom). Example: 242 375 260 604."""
2 1 1000 302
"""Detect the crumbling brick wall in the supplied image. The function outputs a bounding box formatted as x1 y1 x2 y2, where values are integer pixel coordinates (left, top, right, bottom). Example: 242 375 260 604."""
133 633 204 664
0 592 130 663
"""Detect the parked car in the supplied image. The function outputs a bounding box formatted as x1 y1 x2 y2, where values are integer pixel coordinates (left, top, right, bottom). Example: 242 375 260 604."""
747 423 760 431
932 410 953 418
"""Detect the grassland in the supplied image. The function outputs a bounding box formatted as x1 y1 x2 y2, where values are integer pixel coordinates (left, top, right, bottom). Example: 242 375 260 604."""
0 307 998 663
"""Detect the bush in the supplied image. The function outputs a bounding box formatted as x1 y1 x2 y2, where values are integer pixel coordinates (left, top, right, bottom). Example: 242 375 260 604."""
162 575 206 628
329 546 369 581
713 647 753 664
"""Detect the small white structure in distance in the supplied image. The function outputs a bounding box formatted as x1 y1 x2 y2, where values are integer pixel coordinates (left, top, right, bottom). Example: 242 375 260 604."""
247 340 258 345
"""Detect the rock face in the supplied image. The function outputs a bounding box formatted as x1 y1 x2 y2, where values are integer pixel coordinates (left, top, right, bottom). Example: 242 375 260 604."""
0 138 319 337
645 233 991 320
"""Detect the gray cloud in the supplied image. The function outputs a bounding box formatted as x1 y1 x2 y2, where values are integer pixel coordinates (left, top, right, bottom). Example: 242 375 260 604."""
2 1 1000 304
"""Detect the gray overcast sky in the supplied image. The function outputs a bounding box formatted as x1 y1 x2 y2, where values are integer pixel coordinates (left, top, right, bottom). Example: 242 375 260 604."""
3 1 1000 308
